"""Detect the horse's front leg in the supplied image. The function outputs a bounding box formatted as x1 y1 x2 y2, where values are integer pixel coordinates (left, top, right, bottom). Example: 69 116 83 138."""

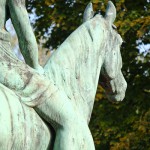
34 89 95 150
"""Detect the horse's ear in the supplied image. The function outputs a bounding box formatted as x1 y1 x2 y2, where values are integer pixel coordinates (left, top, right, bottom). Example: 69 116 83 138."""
104 1 116 25
83 3 94 22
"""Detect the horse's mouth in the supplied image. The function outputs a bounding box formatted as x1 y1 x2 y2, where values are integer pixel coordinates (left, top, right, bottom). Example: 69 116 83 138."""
99 72 127 102
100 81 125 102
106 92 125 102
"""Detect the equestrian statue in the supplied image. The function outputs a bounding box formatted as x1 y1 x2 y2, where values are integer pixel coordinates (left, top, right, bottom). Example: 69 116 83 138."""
0 0 127 149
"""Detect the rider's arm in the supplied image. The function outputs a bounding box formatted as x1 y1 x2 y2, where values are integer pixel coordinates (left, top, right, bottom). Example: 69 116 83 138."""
8 0 41 71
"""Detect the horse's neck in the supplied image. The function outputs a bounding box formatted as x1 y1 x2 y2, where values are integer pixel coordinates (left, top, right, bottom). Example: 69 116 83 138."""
82 18 105 88
44 17 105 121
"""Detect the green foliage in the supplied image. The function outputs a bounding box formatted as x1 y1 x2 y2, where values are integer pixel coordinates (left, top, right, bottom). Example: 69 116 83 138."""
27 0 150 149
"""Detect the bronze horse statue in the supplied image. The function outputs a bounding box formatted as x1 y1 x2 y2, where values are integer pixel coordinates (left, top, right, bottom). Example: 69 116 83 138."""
0 2 127 149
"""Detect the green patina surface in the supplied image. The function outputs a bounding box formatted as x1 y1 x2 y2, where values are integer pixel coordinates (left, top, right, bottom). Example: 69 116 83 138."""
0 1 127 150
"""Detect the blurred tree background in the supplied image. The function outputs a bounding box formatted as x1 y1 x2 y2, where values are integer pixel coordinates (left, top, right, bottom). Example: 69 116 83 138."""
11 0 150 149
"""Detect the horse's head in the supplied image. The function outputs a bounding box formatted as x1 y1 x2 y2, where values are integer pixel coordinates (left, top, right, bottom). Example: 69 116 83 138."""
97 1 127 102
82 1 127 102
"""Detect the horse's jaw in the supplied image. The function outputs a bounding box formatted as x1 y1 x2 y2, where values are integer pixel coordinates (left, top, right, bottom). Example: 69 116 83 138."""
100 71 127 102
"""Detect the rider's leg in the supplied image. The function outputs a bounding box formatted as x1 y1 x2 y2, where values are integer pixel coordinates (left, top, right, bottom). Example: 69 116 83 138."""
0 45 56 106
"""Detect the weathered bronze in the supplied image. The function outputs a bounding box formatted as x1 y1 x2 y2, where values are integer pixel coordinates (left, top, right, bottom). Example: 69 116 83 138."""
0 1 127 150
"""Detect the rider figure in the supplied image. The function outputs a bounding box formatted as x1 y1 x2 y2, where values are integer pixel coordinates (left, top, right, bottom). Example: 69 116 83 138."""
0 0 50 106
